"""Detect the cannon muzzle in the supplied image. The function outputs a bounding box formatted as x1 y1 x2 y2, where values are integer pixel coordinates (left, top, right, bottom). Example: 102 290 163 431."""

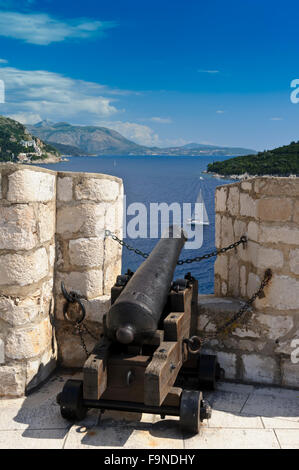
106 225 187 344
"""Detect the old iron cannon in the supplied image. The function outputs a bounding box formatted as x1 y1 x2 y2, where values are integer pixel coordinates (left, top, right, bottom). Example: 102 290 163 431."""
57 226 223 434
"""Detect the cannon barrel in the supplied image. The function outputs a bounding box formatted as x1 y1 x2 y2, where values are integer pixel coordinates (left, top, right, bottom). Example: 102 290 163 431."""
106 226 187 345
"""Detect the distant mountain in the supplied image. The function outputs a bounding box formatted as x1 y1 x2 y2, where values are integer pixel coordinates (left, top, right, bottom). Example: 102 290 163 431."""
27 121 257 157
27 121 149 156
181 142 256 155
207 141 299 176
0 115 60 163
44 141 93 156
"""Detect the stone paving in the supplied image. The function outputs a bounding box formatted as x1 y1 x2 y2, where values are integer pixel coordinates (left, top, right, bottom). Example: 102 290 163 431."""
0 370 298 449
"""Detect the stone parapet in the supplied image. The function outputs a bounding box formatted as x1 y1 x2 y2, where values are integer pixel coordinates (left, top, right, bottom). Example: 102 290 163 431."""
0 164 123 396
55 171 123 367
213 177 299 388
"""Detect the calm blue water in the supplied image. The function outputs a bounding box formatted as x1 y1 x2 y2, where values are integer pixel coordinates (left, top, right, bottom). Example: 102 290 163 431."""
38 155 234 294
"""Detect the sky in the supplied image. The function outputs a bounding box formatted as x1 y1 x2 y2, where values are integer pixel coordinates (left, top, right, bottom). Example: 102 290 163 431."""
0 0 299 150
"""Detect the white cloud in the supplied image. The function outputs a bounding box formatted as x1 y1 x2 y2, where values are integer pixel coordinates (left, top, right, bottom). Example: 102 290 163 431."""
270 117 283 121
216 110 225 114
0 11 117 45
198 69 220 74
150 116 172 124
97 120 160 146
8 112 42 124
0 58 8 63
0 64 121 121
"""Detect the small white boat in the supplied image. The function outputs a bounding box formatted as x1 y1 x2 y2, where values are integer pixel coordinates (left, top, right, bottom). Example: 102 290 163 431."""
187 189 209 226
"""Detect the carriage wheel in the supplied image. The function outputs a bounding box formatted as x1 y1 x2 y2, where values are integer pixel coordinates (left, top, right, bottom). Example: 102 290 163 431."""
179 390 203 434
58 379 87 421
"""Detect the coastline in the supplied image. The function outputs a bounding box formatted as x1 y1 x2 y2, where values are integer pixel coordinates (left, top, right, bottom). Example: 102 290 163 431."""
205 171 299 180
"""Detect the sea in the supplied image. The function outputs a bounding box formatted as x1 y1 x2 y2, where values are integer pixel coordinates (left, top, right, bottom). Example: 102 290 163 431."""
38 155 234 294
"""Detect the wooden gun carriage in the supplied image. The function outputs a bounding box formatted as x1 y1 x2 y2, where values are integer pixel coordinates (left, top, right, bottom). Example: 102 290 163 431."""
57 226 223 434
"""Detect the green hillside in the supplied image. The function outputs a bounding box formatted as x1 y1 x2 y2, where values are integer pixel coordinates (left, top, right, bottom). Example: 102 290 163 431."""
0 115 60 162
207 141 299 176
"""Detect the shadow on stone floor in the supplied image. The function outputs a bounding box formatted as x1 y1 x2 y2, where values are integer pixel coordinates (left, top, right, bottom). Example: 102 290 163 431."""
8 369 299 447
10 372 76 440
77 417 184 448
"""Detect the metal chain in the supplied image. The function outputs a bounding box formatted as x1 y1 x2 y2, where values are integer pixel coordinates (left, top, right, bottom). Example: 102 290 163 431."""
105 229 247 264
61 282 98 358
75 323 90 358
200 268 273 344
64 234 271 355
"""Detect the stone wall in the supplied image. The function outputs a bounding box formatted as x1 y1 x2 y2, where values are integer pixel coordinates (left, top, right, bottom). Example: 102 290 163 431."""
0 164 57 397
1 166 297 396
199 177 299 388
0 164 123 397
54 171 123 367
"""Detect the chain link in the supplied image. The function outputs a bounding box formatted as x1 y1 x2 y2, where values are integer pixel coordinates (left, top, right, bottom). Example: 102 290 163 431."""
74 323 99 358
200 268 272 344
105 229 247 265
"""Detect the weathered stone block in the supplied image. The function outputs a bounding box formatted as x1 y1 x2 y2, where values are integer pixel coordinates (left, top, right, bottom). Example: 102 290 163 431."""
217 351 237 379
0 295 39 326
247 272 261 298
254 246 284 270
0 204 38 250
294 200 299 223
69 237 104 268
240 265 246 297
198 313 217 333
26 346 57 391
259 225 298 245
242 354 277 384
240 193 256 218
228 255 239 297
104 236 122 262
275 330 299 355
56 270 103 298
281 360 299 388
0 364 25 397
57 176 73 202
5 317 52 360
241 181 252 191
74 177 120 202
56 203 105 237
0 338 4 364
289 249 299 275
38 203 55 243
233 219 247 240
257 198 292 222
57 328 99 367
221 216 234 245
103 258 122 295
254 178 299 197
215 186 227 212
7 169 55 203
238 240 259 265
227 186 240 216
0 247 49 286
214 255 228 281
215 214 221 247
256 314 294 340
49 244 55 268
221 281 227 295
247 221 259 242
81 295 111 323
255 275 299 310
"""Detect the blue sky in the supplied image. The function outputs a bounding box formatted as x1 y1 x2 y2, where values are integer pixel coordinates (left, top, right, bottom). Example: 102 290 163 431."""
0 0 298 150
